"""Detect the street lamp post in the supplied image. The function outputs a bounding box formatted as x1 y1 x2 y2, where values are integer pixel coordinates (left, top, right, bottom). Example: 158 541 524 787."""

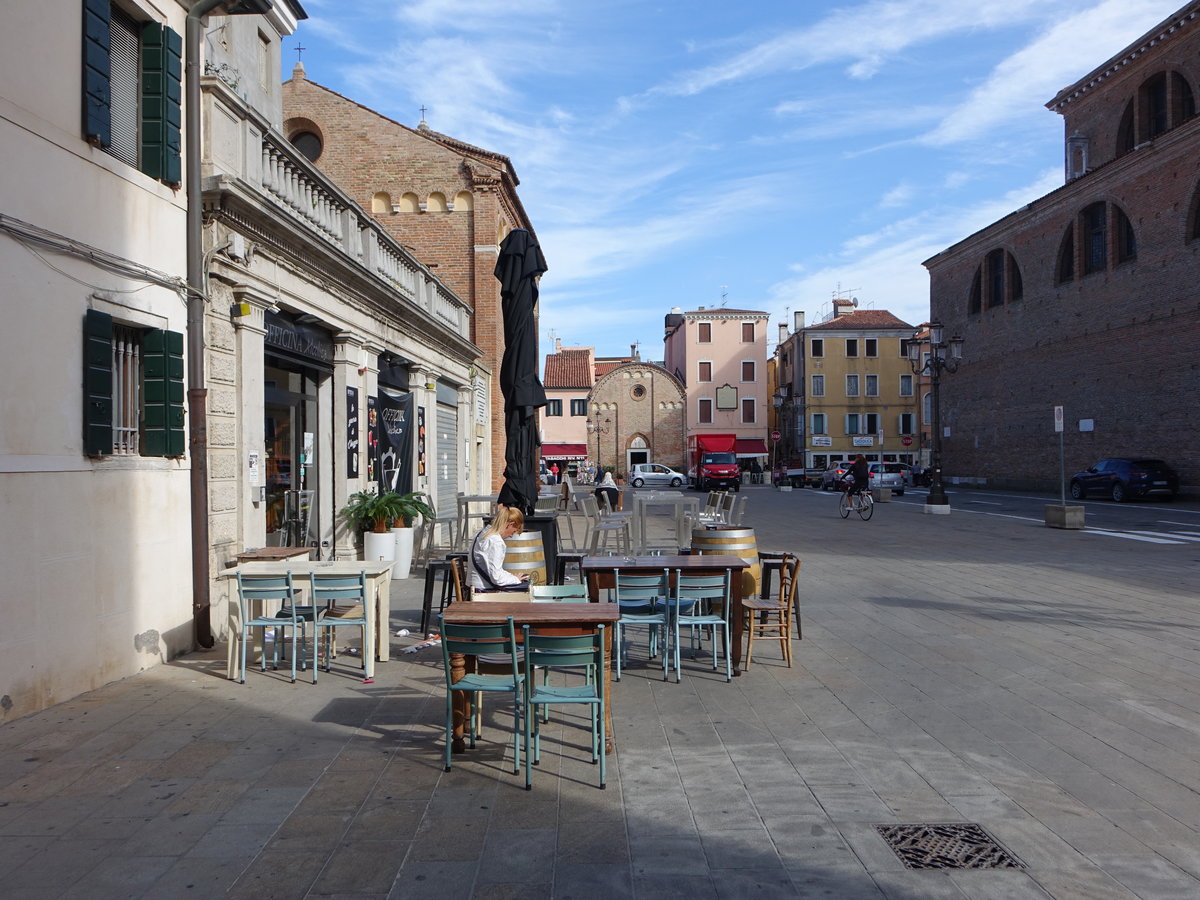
907 322 964 514
586 417 611 478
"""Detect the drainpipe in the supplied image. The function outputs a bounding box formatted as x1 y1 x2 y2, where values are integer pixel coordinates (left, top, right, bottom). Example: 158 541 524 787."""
186 1 272 647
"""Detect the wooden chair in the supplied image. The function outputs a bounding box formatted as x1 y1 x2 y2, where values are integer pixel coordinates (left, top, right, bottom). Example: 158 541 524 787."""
742 553 799 667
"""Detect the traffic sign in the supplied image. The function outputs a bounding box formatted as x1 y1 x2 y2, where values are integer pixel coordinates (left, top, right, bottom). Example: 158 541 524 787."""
770 430 781 442
901 436 913 446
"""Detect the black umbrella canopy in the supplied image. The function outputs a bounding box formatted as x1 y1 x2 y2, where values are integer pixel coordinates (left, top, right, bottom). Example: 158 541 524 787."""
494 229 548 515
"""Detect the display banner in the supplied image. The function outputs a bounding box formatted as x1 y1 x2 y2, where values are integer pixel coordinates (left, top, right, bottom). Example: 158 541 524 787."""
376 387 413 493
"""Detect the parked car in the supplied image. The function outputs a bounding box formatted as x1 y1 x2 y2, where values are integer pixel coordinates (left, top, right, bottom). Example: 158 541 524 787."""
1069 458 1179 502
820 463 850 491
868 462 906 495
628 462 686 488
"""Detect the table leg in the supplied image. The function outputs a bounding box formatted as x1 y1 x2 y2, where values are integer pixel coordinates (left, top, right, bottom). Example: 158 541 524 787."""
374 575 392 664
451 650 469 754
729 580 744 677
602 625 615 754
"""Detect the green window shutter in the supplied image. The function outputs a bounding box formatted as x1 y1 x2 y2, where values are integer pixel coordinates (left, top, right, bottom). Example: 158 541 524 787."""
140 23 182 185
82 0 112 147
84 309 114 456
143 329 186 457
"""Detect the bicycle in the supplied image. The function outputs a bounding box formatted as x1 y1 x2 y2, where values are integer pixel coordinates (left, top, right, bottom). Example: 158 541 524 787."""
839 487 874 520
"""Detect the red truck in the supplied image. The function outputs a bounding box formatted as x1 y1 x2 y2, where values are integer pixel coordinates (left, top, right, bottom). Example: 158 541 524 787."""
687 433 742 492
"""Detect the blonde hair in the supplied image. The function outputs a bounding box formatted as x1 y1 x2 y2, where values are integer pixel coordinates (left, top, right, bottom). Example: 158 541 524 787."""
481 503 524 540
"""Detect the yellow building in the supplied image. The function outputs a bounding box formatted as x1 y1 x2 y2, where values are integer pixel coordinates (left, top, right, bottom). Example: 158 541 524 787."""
800 304 918 470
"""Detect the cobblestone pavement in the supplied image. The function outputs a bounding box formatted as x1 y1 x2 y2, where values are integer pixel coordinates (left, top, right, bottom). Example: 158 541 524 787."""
2 486 1199 898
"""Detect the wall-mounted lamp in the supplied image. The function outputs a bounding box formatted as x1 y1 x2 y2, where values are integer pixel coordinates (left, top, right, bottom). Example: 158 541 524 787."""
358 366 368 375
425 381 436 390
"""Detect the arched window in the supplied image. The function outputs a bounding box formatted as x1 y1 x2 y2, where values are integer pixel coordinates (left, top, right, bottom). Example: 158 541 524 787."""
986 249 1005 309
970 249 1021 311
1116 101 1135 157
1115 207 1137 265
967 267 981 315
1082 202 1107 275
454 190 474 211
426 191 448 212
1119 70 1198 155
371 192 392 214
397 192 420 213
1057 226 1075 284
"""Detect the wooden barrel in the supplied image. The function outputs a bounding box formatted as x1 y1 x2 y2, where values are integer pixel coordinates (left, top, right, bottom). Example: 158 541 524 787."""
691 525 761 599
504 531 547 586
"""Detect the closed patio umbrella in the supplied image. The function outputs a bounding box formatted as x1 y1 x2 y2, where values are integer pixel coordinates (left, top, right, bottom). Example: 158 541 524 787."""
494 229 547 515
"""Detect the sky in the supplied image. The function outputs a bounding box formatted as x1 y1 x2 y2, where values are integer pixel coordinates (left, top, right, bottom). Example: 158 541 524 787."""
288 0 1184 359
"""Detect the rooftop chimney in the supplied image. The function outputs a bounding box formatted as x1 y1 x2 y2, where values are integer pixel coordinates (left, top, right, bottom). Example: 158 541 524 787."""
794 310 805 331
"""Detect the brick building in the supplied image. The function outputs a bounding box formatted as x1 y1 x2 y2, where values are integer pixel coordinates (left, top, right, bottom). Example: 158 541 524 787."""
589 359 687 477
282 64 539 493
925 2 1200 492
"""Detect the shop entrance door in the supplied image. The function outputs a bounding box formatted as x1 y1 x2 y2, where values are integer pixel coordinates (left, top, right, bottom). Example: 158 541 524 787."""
265 361 319 547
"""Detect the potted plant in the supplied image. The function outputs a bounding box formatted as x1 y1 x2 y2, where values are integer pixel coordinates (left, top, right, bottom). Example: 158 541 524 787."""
339 490 412 564
388 491 435 580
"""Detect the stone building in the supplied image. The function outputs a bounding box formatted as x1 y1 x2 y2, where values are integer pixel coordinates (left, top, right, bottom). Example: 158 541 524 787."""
281 67 540 495
925 1 1200 492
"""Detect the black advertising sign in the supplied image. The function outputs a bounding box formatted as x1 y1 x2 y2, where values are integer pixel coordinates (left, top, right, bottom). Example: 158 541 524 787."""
376 387 413 493
346 387 359 479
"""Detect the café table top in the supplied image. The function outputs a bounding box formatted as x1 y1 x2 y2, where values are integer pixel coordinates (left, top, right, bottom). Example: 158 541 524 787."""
580 554 748 571
234 546 314 563
441 601 621 624
221 559 394 578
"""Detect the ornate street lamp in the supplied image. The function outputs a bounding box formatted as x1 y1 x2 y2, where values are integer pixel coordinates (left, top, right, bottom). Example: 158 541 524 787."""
585 417 611 475
906 323 964 513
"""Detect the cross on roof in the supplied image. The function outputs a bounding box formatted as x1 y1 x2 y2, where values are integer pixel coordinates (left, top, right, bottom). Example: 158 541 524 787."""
419 105 429 121
295 44 306 61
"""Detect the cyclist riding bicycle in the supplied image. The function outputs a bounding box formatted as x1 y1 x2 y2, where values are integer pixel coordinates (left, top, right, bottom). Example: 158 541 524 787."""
842 454 870 503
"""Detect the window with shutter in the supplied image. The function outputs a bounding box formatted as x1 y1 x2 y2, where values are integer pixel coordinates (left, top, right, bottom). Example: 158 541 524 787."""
84 311 185 458
82 2 182 186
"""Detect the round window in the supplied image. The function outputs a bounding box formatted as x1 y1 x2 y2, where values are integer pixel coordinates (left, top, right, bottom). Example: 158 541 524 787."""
630 384 646 400
291 131 323 163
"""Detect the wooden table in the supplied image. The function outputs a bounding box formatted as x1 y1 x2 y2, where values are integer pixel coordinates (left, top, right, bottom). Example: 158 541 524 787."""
440 601 621 754
234 546 313 564
581 554 750 676
221 560 394 680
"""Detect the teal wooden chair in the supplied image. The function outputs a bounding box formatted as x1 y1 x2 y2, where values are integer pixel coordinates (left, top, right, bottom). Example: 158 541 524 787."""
312 570 370 680
438 615 525 776
671 570 732 682
521 625 606 790
529 584 589 602
235 571 321 684
613 569 670 681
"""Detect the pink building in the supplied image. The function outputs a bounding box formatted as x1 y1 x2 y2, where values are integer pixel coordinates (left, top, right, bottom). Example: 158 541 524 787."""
663 306 771 462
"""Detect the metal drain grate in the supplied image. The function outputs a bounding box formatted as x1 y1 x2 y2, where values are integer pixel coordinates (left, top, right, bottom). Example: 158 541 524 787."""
874 823 1024 870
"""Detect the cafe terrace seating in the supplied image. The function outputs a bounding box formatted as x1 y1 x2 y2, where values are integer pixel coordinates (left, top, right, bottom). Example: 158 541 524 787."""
521 625 607 791
234 570 321 684
671 570 733 683
742 553 800 667
312 570 370 679
613 569 670 682
438 614 525 775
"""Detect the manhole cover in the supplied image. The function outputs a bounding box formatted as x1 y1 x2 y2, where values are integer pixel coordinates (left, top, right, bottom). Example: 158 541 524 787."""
874 823 1024 870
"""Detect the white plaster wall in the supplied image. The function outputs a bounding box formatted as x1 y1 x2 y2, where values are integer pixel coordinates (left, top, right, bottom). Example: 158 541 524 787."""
0 1 193 722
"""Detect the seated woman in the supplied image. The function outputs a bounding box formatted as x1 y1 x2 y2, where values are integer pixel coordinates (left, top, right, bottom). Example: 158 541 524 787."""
594 470 619 512
468 504 530 592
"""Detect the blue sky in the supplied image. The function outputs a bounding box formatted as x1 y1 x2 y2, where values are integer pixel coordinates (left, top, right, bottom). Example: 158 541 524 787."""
290 0 1182 358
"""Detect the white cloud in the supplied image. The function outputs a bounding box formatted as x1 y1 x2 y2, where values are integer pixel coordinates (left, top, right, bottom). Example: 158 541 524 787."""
919 0 1183 146
653 0 1065 96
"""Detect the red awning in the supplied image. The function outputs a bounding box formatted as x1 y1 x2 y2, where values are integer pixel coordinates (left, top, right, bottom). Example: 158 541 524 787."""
541 443 588 460
735 438 768 456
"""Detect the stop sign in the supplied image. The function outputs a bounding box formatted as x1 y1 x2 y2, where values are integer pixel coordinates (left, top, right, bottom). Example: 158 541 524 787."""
770 430 781 442
901 436 913 446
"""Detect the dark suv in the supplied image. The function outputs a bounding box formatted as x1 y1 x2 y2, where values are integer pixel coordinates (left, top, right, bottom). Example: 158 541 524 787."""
1069 458 1179 502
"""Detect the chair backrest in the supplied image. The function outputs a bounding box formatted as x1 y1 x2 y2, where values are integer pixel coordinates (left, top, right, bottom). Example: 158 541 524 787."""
675 571 730 611
534 494 559 515
529 584 588 602
777 554 801 607
310 570 367 609
578 493 601 523
439 616 520 685
236 571 296 614
703 492 722 515
522 624 604 674
614 569 668 609
597 491 616 516
718 492 736 521
728 495 748 525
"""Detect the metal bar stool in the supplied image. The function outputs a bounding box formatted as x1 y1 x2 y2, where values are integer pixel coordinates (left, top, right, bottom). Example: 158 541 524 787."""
554 552 586 585
420 551 466 635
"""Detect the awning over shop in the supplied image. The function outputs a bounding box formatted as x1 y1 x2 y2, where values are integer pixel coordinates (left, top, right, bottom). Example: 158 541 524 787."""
541 443 588 460
735 438 768 457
